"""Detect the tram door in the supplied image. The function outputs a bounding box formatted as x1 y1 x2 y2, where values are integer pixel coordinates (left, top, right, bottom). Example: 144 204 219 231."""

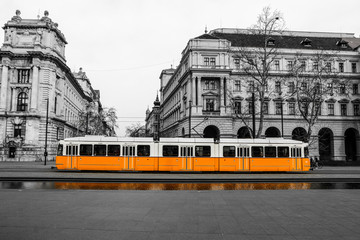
123 145 135 170
291 147 302 170
237 146 250 171
66 144 78 169
180 146 193 171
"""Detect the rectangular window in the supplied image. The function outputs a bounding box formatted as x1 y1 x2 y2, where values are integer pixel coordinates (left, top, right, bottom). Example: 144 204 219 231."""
235 101 241 114
137 145 150 156
314 83 322 94
289 102 295 115
313 61 318 71
339 83 346 94
354 104 360 116
163 145 179 157
195 146 211 157
339 62 344 72
275 81 281 93
205 99 215 111
287 61 293 70
328 104 334 115
352 63 357 73
204 57 209 65
274 60 280 71
223 146 236 157
80 144 93 156
248 101 253 114
14 124 22 137
288 82 295 93
94 145 106 156
18 69 30 83
265 147 276 157
341 104 347 116
315 103 322 115
57 144 63 156
326 62 332 72
275 102 282 115
248 81 255 92
234 80 241 91
278 147 289 157
263 102 268 115
353 84 359 95
108 145 120 156
300 60 306 70
210 58 216 66
252 146 263 157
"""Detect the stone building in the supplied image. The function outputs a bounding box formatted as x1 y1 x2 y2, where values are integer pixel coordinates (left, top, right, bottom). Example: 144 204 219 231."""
0 10 100 161
147 28 360 162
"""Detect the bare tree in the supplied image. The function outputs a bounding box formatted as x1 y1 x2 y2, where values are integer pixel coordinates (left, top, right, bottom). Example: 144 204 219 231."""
288 51 345 145
230 6 285 138
125 123 146 137
102 107 118 136
77 103 118 136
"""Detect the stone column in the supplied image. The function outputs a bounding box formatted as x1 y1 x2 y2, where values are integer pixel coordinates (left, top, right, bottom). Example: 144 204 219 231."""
219 77 224 113
191 77 196 104
30 65 39 110
197 77 202 107
0 64 9 110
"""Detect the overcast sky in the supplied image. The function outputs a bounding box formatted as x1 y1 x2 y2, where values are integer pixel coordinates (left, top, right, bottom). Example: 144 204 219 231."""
1 0 359 136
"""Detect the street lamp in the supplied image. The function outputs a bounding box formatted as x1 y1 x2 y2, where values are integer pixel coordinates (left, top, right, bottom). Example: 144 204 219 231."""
188 100 192 138
44 98 49 165
279 92 284 138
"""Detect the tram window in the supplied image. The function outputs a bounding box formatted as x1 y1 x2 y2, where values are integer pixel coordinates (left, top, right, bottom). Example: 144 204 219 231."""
94 145 106 156
163 145 179 157
223 146 235 157
57 144 63 156
278 147 289 157
265 147 276 157
252 146 263 157
195 146 211 157
80 144 92 156
138 145 150 156
108 145 120 156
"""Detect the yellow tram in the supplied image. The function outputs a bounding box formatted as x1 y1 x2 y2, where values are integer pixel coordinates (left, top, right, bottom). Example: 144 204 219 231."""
56 136 310 172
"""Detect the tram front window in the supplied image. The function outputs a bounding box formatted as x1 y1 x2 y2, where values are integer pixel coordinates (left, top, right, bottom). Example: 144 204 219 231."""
57 144 63 156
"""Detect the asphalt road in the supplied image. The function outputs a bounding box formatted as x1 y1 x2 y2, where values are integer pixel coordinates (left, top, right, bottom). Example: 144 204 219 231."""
1 162 360 240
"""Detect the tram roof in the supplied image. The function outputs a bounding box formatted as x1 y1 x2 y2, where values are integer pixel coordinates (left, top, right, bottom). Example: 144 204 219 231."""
62 136 306 145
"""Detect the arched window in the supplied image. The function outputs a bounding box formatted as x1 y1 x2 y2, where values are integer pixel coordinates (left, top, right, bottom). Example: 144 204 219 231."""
17 92 28 111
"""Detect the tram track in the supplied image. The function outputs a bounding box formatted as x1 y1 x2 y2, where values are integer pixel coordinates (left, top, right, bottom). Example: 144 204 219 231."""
1 176 360 183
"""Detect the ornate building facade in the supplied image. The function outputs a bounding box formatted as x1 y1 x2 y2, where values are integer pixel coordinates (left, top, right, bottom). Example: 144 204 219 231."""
147 28 360 162
0 10 100 161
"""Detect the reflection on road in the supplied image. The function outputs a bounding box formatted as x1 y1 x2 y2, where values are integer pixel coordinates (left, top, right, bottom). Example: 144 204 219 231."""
54 182 311 190
1 181 360 190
